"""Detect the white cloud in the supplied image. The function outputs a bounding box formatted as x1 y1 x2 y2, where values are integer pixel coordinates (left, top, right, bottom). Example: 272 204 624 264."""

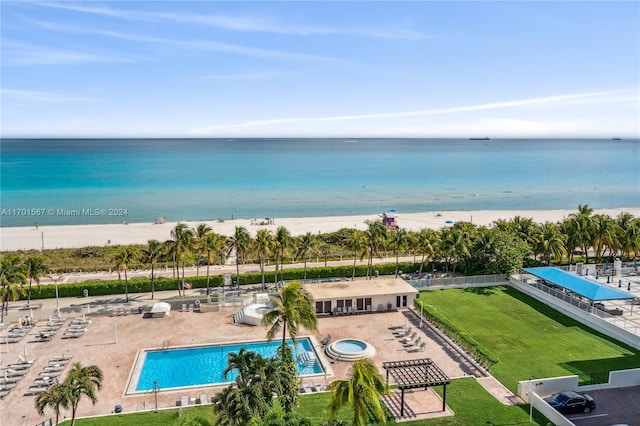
1 88 96 103
202 70 287 81
32 2 427 39
191 89 637 133
2 40 149 65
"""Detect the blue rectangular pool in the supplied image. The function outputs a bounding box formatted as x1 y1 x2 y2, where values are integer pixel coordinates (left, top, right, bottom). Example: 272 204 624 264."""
132 337 323 392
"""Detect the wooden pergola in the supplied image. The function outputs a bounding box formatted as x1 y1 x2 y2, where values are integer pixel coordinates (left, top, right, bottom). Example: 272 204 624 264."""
382 358 450 416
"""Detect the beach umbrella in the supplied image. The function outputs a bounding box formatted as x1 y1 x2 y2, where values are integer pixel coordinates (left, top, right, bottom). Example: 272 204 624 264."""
628 282 631 291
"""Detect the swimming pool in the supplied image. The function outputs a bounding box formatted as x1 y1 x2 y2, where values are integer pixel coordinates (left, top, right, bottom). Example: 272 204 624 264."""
130 337 323 393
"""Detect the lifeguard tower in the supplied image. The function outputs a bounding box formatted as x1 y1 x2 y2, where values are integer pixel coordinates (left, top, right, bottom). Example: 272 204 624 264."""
381 211 397 228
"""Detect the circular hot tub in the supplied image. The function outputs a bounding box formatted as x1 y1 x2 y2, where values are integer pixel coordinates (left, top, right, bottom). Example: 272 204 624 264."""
325 338 375 361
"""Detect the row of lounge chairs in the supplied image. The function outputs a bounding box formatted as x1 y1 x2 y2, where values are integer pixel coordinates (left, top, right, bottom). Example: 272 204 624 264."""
300 382 325 393
0 323 34 345
61 317 90 339
1 356 35 399
34 316 65 342
392 325 426 352
27 355 73 396
179 392 210 406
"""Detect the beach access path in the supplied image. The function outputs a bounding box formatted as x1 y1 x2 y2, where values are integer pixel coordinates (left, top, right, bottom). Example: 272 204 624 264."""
2 208 638 252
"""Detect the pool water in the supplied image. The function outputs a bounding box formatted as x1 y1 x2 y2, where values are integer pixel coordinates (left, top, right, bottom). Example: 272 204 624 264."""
134 337 322 392
333 340 367 353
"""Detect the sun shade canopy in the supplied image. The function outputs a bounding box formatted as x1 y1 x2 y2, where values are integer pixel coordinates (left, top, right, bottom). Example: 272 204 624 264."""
523 267 634 301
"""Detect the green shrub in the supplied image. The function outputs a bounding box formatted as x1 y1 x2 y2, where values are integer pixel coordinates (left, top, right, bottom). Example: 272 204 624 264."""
24 275 224 300
233 262 422 285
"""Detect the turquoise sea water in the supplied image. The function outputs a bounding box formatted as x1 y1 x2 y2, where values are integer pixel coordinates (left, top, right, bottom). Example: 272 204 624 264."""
135 338 321 392
1 138 638 227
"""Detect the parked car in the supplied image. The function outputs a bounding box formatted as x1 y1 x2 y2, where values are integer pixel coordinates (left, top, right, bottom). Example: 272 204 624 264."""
544 391 596 414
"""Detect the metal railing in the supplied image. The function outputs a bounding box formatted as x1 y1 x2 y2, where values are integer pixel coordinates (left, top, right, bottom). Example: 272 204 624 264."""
410 274 507 289
521 279 640 337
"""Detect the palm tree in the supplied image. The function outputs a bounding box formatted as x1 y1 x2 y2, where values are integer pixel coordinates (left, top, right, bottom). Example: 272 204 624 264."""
254 229 275 291
35 382 70 426
140 239 163 299
328 358 390 426
263 281 318 346
297 232 316 280
204 232 227 295
591 214 616 262
343 229 366 281
274 226 294 286
0 255 27 322
537 222 567 265
364 221 387 279
65 362 104 426
113 246 138 303
229 226 251 291
218 349 278 425
25 256 48 307
390 228 409 277
193 223 212 276
415 228 438 279
171 223 195 296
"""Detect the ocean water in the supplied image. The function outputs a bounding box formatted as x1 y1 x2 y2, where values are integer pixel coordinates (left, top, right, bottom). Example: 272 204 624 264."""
1 138 638 227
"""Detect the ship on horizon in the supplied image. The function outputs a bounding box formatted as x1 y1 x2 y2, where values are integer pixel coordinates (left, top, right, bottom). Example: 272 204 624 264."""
469 137 490 141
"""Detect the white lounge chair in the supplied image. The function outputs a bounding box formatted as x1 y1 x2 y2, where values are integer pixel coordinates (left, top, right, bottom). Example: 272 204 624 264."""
180 395 190 406
199 393 209 404
17 354 35 364
400 331 417 344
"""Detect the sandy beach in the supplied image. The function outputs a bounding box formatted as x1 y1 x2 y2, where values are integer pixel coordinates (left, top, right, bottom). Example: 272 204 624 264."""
1 208 638 252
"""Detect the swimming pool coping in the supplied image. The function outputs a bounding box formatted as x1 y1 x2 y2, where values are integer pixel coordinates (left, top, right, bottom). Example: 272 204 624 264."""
124 335 333 395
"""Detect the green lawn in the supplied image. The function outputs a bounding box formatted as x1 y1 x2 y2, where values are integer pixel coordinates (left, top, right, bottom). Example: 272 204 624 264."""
62 378 549 425
419 286 640 392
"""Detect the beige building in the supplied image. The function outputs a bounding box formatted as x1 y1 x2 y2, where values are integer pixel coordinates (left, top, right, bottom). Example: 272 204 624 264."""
304 277 419 315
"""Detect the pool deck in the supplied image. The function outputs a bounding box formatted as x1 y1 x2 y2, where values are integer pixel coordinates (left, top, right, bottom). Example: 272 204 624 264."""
1 295 481 425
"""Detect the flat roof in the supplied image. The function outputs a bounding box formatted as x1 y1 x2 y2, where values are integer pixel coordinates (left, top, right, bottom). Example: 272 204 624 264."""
523 267 634 301
304 277 417 300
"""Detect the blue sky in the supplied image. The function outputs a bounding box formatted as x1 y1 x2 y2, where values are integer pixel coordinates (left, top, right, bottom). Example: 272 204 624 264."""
1 1 638 138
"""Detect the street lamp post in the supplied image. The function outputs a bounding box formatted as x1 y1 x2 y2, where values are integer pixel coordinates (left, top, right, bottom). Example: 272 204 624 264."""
153 381 159 413
419 300 424 328
48 274 63 317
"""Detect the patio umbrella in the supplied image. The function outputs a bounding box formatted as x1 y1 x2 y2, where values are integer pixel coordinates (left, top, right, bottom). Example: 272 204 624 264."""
596 271 599 279
607 275 610 284
619 279 622 288
628 282 631 291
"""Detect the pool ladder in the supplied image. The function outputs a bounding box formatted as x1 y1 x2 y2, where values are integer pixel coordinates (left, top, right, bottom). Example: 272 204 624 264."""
161 340 169 351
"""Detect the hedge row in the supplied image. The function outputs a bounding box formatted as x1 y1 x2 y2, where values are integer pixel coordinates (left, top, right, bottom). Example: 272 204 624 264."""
418 300 498 371
21 261 420 300
22 275 224 300
234 262 423 285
